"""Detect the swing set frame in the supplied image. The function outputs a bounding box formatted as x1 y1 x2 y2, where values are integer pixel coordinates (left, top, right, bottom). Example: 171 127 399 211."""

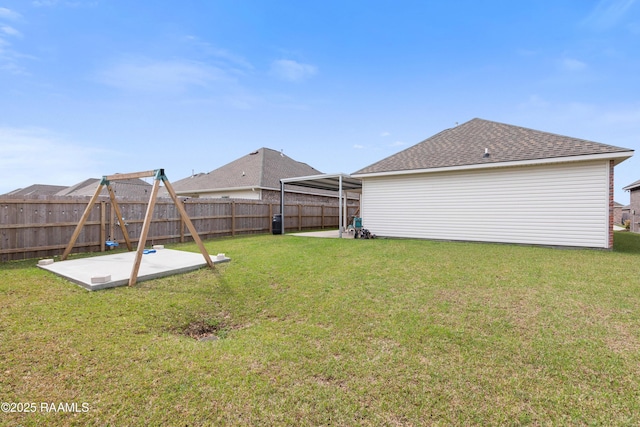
61 169 215 286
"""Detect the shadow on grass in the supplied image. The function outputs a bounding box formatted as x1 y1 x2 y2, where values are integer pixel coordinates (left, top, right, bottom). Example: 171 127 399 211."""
0 248 130 271
0 258 42 271
614 231 640 254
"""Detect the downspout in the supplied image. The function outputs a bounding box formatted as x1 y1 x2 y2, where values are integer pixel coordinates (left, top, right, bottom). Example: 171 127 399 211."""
338 175 343 238
280 180 285 235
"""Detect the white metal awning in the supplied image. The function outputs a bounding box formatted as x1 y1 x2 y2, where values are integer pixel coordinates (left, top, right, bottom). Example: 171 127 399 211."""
281 173 362 192
279 173 362 237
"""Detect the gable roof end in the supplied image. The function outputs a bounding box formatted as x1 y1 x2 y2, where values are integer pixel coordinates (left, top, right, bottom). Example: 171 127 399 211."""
623 178 640 191
353 118 634 176
3 184 68 197
171 147 324 194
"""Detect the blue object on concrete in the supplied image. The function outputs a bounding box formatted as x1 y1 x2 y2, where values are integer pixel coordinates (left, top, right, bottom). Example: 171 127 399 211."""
143 249 156 254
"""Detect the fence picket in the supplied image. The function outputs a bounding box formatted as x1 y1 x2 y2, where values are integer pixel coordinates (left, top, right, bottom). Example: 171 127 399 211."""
0 196 359 261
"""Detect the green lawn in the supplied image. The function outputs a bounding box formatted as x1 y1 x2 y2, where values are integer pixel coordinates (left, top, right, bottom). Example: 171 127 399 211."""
2 233 640 426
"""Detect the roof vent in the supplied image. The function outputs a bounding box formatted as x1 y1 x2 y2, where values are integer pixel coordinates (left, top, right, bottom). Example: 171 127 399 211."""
250 150 259 155
483 148 490 158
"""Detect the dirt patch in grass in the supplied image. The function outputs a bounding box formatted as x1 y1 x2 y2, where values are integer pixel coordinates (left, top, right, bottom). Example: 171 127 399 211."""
170 312 236 341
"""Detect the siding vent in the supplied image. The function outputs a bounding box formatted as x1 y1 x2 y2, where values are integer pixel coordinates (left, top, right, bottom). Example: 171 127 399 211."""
483 148 490 158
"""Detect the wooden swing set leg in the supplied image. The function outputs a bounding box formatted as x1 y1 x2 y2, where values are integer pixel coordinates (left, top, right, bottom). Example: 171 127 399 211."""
61 184 104 260
128 179 160 287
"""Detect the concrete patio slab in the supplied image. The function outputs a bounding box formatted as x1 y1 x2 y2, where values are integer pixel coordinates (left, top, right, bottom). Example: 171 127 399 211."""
289 230 354 238
38 249 230 291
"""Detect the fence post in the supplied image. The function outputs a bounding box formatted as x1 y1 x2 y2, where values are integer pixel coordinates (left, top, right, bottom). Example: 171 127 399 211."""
180 200 185 243
231 201 236 236
269 203 273 233
100 200 106 252
298 204 302 231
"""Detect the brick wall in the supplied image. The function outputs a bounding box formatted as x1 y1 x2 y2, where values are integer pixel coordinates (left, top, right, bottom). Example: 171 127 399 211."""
630 188 640 233
613 205 623 225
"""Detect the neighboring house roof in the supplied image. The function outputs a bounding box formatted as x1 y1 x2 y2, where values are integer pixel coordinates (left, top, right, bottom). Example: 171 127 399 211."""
59 178 153 198
56 178 101 196
623 178 640 192
170 147 324 195
2 184 68 197
613 201 625 208
353 118 634 175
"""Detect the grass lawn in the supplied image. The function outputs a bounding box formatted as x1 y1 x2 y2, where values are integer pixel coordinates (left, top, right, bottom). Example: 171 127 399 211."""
2 232 640 425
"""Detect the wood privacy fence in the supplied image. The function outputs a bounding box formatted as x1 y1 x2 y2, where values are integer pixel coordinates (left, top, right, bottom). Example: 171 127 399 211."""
0 197 359 261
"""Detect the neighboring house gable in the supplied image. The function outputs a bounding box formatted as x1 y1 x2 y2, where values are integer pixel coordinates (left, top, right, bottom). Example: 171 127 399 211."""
2 184 68 197
169 147 351 204
622 179 640 233
55 179 100 196
353 118 634 249
57 178 153 198
4 178 153 200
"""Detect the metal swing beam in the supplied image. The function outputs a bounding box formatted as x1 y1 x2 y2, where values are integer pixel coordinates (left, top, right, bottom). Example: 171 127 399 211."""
61 169 215 286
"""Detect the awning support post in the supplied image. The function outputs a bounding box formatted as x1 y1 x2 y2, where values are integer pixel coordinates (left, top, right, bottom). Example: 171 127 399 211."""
280 180 285 235
338 175 343 238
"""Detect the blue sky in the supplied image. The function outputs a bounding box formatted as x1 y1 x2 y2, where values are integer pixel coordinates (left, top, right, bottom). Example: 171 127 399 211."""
1 0 639 203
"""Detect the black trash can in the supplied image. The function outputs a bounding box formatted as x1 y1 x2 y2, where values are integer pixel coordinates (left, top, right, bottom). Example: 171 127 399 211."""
272 214 282 235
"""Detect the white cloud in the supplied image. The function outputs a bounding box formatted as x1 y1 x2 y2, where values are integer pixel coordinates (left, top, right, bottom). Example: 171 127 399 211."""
0 127 111 194
1 25 22 38
516 48 538 57
560 57 587 71
32 0 61 6
0 7 21 20
353 144 365 149
518 94 550 109
270 59 317 82
0 37 33 75
582 0 637 30
32 1 97 7
390 141 406 147
0 9 31 74
380 131 391 137
602 108 640 125
95 58 231 93
182 35 254 71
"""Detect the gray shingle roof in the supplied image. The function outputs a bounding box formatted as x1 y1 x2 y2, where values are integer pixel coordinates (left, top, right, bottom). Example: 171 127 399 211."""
59 178 152 198
353 118 633 175
56 178 100 196
171 147 323 193
3 184 68 197
623 178 640 191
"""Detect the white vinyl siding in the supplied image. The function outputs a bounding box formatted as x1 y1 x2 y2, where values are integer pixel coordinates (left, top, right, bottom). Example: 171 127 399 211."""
360 160 610 248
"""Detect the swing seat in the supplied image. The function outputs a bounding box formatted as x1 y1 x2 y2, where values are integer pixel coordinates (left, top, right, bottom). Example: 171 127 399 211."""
105 241 119 248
